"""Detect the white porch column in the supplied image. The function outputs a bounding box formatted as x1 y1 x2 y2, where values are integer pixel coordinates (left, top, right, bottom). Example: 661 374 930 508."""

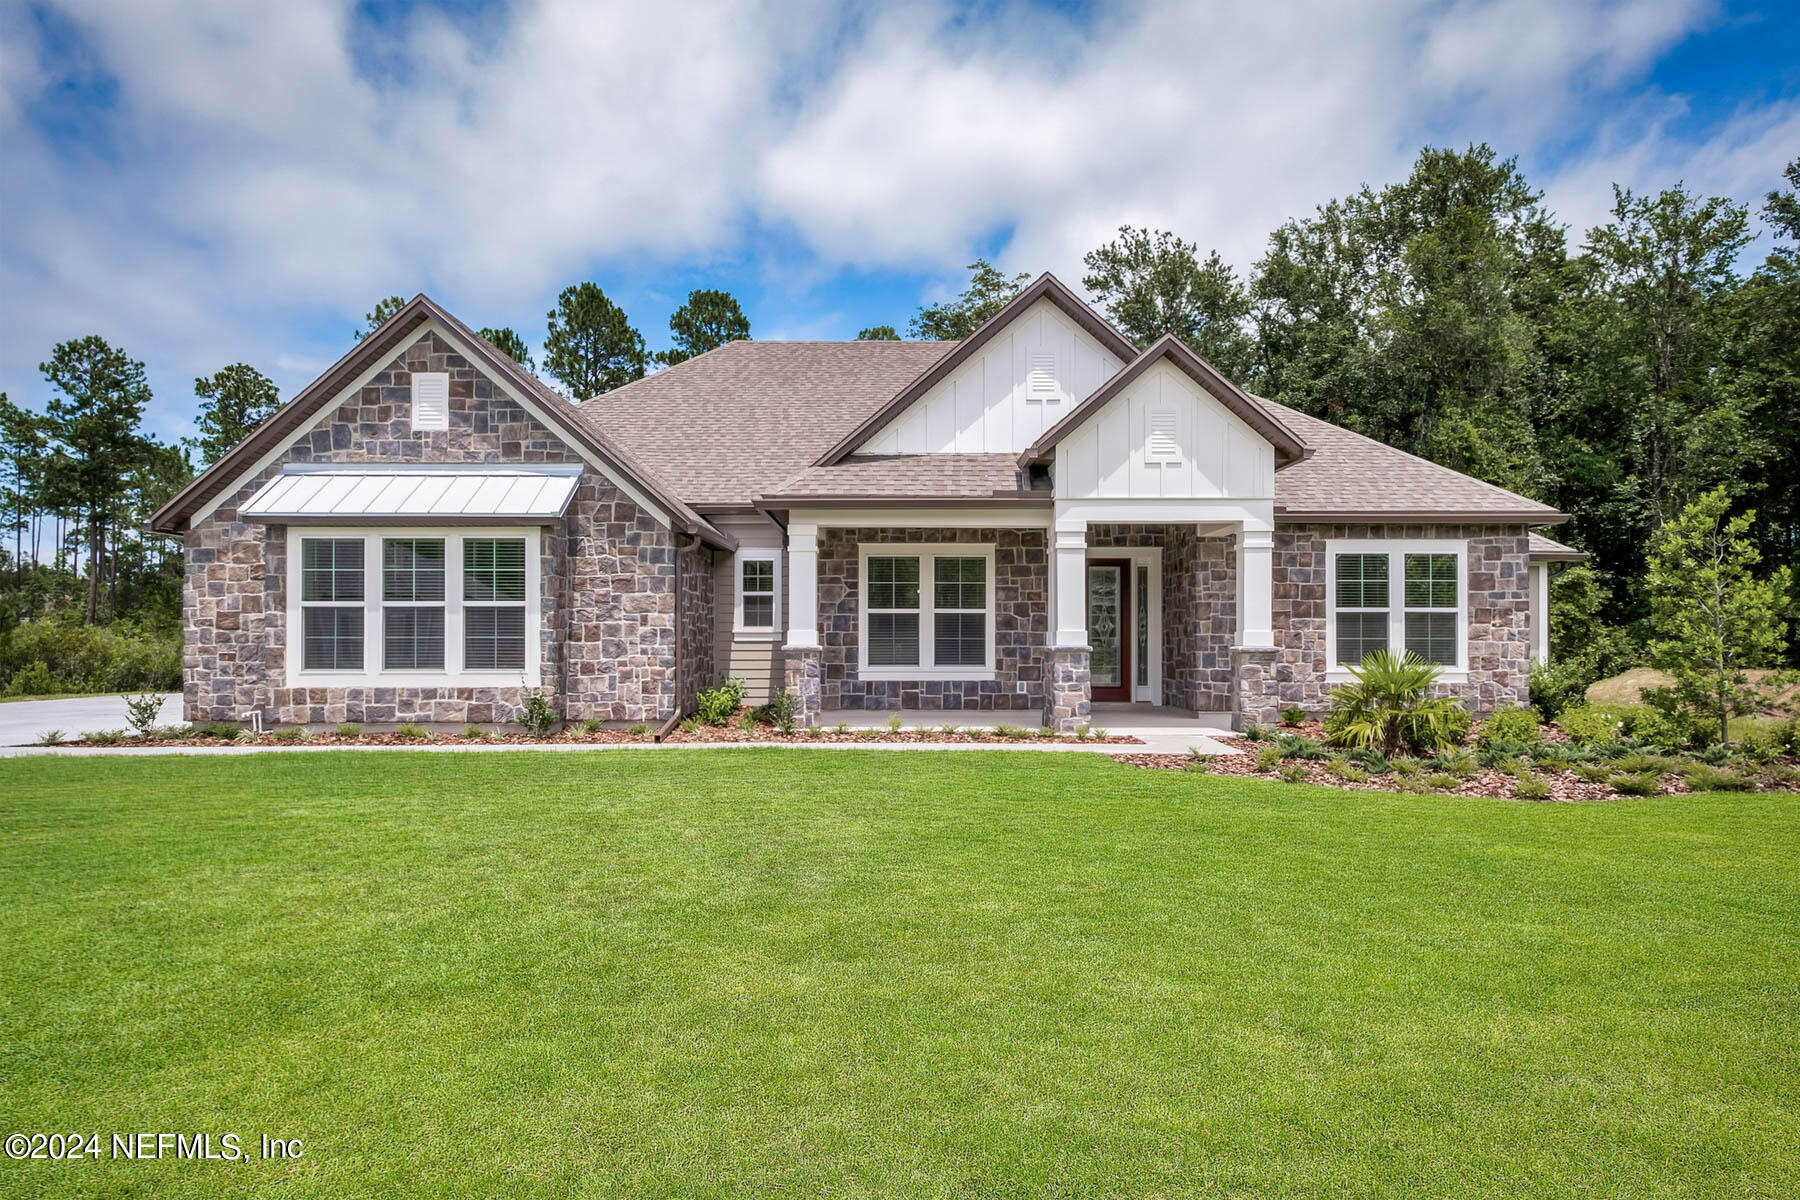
1237 525 1275 650
1052 517 1089 648
1530 563 1550 662
784 521 820 650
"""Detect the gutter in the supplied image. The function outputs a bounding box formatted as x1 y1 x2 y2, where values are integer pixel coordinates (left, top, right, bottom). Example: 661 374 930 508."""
656 530 700 742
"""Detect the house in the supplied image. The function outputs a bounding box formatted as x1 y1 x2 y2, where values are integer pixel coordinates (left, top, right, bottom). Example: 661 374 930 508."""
149 274 1584 732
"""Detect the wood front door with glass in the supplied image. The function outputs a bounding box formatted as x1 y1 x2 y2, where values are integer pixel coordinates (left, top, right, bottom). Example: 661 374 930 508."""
1086 559 1131 703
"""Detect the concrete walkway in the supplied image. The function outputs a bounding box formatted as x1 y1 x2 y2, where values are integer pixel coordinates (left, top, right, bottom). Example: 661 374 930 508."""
0 692 181 747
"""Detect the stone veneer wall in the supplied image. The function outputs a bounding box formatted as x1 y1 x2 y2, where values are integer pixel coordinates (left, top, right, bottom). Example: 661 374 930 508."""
817 527 1048 711
1085 525 1236 713
184 331 684 726
1236 521 1533 725
675 538 716 717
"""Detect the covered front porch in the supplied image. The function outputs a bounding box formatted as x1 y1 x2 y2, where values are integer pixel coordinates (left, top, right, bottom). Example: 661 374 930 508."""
776 501 1275 731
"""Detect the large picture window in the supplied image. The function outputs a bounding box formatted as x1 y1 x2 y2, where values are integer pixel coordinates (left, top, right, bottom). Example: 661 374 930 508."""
858 544 995 679
1326 540 1466 676
289 528 539 685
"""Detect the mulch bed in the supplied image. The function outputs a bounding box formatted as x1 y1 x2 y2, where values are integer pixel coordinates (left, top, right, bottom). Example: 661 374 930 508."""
49 725 1142 749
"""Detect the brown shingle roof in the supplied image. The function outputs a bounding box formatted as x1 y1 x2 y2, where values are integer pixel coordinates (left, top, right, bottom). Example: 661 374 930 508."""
1247 396 1567 524
574 339 953 508
760 454 1035 503
576 340 1568 526
1528 533 1588 561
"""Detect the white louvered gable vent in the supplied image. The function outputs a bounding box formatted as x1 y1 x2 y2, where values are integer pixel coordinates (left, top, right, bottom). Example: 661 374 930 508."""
1027 352 1058 401
412 372 449 431
1147 410 1181 463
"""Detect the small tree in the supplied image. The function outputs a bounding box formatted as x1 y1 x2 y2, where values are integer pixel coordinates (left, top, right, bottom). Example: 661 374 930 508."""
1082 226 1255 375
191 363 280 465
656 289 749 367
478 327 535 372
1644 487 1792 748
543 282 646 398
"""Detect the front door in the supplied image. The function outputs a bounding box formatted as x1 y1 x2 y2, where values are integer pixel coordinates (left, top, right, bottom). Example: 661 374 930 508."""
1087 559 1130 702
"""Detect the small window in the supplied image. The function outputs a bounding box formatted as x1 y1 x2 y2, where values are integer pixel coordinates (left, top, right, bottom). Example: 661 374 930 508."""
1403 553 1459 666
1028 352 1057 400
932 556 986 667
463 538 528 670
866 556 921 667
382 538 445 669
300 538 365 670
1333 553 1389 665
1147 410 1181 463
412 371 449 431
740 558 775 630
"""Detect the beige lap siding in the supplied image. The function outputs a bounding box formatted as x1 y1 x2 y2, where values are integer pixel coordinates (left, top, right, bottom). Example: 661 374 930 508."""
1245 522 1532 723
709 518 787 704
182 331 685 727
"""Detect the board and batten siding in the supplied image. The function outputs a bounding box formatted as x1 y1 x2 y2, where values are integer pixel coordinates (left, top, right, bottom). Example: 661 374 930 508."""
710 514 787 703
854 298 1125 455
1054 359 1275 500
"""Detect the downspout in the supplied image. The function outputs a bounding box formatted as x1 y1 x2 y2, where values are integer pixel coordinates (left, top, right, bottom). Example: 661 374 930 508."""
655 530 701 742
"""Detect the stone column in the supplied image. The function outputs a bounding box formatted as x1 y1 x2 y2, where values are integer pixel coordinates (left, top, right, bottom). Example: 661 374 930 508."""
783 646 822 728
1231 646 1280 729
1044 646 1091 733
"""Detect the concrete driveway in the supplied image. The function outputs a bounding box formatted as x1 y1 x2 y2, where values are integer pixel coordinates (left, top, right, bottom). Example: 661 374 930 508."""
0 693 181 746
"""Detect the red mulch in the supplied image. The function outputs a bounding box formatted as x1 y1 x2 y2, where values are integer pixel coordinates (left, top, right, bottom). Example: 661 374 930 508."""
57 724 1141 749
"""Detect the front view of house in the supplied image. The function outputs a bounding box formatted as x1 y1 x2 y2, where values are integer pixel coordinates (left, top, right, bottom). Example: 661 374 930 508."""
151 275 1583 732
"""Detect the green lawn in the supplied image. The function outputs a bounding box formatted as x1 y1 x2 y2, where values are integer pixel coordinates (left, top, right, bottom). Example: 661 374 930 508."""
2 751 1796 1198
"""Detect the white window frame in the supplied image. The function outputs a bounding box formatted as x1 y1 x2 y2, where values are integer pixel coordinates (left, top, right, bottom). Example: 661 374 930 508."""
733 552 781 638
857 542 996 681
1324 539 1467 682
286 526 541 687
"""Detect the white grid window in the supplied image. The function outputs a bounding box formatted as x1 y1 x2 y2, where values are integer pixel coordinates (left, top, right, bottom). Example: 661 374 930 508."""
1325 540 1467 678
735 555 779 634
858 544 996 680
287 527 540 686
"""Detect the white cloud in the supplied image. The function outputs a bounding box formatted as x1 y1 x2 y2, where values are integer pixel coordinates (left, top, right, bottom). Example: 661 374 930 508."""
0 0 1788 438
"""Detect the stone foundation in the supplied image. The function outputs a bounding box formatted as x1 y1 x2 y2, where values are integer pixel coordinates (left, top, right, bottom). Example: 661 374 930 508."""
783 646 822 727
1044 646 1091 732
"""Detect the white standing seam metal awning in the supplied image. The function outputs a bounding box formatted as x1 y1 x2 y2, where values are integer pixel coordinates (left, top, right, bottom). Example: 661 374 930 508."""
239 464 583 523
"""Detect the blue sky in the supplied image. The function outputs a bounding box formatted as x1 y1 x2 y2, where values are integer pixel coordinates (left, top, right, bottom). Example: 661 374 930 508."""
2 0 1797 447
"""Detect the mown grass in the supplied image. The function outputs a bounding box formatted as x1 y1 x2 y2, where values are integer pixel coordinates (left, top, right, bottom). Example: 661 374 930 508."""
2 750 1797 1198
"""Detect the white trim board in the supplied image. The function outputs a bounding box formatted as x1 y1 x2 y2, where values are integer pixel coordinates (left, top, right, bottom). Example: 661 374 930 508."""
190 319 674 533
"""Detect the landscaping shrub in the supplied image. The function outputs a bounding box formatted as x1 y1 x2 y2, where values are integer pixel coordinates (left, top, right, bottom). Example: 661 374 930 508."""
1280 707 1306 727
1435 748 1478 778
1695 743 1732 766
1573 763 1613 783
1274 734 1326 760
1440 705 1473 746
629 722 652 738
1253 746 1282 772
1240 722 1267 742
336 722 363 738
1681 765 1758 792
1528 656 1590 721
1346 748 1390 774
1515 777 1552 799
1736 724 1786 765
1279 764 1311 784
1630 705 1706 752
1609 771 1662 796
516 686 559 737
1423 773 1461 791
761 690 800 733
0 615 181 695
1323 651 1468 755
1476 705 1542 748
393 723 430 741
1557 705 1621 747
81 729 125 745
124 692 164 737
1614 753 1675 775
695 677 746 726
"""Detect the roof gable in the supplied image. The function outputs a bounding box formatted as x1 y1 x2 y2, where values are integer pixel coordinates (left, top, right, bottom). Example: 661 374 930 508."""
150 296 732 549
814 272 1139 466
1021 334 1307 469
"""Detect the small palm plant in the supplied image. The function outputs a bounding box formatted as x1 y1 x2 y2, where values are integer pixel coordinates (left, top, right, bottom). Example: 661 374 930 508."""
1324 650 1468 757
